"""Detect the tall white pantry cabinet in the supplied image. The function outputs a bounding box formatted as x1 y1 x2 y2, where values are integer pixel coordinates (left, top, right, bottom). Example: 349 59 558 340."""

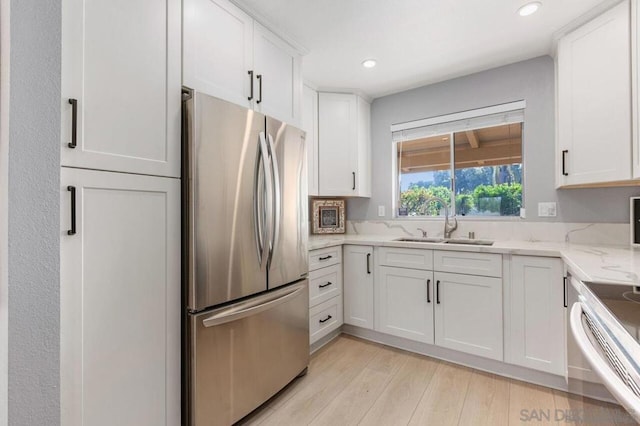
60 0 181 424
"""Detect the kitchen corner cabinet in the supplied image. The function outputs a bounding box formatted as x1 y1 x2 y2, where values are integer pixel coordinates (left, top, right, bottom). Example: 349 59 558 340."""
318 93 371 197
508 256 566 376
60 168 180 426
61 0 181 178
343 245 374 329
556 0 632 187
303 85 319 196
183 0 302 126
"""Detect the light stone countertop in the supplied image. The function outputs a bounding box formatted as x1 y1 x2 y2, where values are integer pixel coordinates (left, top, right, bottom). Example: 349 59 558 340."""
309 235 640 286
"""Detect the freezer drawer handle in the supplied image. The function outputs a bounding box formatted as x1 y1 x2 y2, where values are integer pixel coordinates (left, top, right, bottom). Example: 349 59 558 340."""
319 281 332 289
202 282 305 328
318 255 332 261
319 315 332 324
67 185 76 235
68 98 78 148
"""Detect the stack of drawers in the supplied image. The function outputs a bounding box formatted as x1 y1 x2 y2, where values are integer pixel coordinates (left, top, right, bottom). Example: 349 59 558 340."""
308 246 344 344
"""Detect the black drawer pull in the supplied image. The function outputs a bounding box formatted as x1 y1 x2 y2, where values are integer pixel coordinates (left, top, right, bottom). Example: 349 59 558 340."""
319 315 332 324
366 253 371 274
68 98 78 148
67 185 77 235
436 280 441 304
427 279 431 303
256 74 263 104
319 282 332 289
352 172 356 190
318 255 332 261
562 150 568 176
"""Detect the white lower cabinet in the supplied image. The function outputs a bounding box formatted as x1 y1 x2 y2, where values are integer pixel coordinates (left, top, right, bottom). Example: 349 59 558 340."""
308 247 343 345
376 266 434 344
60 167 180 426
343 245 374 329
434 271 503 361
508 256 566 375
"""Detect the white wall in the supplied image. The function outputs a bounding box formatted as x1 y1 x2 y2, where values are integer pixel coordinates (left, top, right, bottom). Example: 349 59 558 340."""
348 56 640 223
7 0 61 424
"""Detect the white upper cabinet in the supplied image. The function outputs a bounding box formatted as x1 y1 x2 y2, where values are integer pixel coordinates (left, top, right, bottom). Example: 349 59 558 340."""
557 0 632 187
183 0 303 125
253 23 302 126
61 0 181 177
303 85 319 196
183 0 253 109
318 93 371 197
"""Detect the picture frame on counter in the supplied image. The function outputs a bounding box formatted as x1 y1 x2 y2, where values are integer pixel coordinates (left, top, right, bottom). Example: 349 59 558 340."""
312 199 346 234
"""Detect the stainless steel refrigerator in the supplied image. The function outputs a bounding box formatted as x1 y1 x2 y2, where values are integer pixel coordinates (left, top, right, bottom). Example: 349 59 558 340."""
182 89 309 425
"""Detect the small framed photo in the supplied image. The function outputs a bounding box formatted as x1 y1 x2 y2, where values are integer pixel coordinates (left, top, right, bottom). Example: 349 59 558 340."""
312 199 346 234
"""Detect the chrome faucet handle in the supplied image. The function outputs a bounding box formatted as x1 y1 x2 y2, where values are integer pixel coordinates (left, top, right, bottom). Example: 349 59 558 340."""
417 227 428 238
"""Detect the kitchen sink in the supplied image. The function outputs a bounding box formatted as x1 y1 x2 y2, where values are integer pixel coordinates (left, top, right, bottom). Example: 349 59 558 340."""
443 239 494 246
394 237 445 243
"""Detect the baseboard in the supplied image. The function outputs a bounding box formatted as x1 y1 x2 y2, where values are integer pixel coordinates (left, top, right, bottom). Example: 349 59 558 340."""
310 328 342 354
341 325 617 404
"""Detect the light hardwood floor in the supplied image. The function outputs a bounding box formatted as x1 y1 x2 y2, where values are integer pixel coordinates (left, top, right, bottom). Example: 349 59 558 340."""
237 334 636 425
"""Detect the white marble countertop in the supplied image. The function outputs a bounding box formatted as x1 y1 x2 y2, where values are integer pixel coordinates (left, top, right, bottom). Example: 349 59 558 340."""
309 235 640 286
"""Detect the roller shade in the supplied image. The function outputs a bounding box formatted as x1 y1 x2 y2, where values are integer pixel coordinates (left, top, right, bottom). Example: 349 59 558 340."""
391 101 525 143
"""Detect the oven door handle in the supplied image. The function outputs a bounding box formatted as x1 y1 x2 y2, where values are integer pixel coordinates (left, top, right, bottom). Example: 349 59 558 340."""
570 302 640 422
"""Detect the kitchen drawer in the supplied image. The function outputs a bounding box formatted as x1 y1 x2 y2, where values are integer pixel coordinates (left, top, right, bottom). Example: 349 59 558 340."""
309 264 342 308
309 246 342 271
378 247 433 270
309 296 343 344
434 250 502 278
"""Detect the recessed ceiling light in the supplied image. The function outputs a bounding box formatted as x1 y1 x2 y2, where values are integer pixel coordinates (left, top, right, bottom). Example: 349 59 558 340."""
362 59 377 69
518 1 541 16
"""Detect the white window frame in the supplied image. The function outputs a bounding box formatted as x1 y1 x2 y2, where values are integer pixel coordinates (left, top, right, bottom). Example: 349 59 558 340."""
391 101 526 219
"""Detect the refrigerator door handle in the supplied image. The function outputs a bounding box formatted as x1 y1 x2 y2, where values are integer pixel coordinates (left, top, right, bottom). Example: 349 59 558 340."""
202 282 306 328
267 133 281 263
255 132 272 268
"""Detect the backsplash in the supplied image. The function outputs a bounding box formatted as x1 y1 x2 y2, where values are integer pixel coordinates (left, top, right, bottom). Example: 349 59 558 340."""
346 220 630 246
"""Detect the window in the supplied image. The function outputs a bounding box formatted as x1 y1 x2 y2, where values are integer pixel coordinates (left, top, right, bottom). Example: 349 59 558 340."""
393 102 524 218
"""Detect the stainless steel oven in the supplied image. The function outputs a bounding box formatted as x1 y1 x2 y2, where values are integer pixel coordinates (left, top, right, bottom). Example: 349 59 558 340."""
569 276 640 422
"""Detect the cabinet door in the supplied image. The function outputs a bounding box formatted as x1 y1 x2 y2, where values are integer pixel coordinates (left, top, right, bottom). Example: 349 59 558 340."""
343 245 374 329
376 267 434 344
509 256 565 375
303 85 319 196
356 97 372 197
434 272 503 361
183 0 253 108
60 168 180 426
557 1 631 186
318 93 358 196
253 22 302 126
61 0 181 177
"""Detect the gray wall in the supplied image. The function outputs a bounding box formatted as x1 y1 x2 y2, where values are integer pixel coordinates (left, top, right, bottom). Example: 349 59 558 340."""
348 56 640 223
8 0 61 424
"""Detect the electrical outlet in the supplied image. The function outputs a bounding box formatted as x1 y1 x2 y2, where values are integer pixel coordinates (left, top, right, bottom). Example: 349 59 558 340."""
520 208 526 219
538 202 557 217
378 205 385 217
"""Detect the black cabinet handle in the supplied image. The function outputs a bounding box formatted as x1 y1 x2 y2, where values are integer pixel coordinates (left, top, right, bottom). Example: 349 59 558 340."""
563 277 568 308
436 280 441 304
426 279 431 303
319 282 332 289
319 315 332 324
248 70 254 101
68 98 77 148
352 172 356 190
319 255 332 261
366 253 371 274
562 150 568 176
256 74 263 104
67 185 76 235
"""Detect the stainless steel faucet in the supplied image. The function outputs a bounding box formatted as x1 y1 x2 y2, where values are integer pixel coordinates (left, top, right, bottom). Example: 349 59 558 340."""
426 196 458 239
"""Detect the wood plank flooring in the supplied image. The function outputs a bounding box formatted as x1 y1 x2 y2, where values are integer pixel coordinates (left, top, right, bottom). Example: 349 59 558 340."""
237 335 636 425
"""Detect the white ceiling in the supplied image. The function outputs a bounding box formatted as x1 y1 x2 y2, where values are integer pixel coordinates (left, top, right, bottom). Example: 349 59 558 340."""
235 0 614 99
